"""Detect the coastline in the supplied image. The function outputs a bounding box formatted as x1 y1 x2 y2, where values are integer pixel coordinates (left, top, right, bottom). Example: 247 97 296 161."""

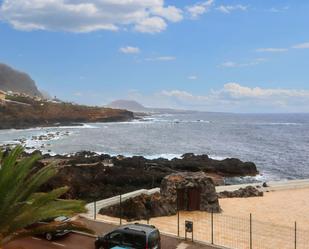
0 98 134 130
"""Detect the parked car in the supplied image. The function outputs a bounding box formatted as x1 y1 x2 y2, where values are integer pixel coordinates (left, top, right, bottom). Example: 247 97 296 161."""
29 216 72 241
95 223 161 249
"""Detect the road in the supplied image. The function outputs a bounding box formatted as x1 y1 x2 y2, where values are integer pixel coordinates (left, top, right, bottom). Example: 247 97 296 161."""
4 233 94 249
4 218 216 249
4 233 216 249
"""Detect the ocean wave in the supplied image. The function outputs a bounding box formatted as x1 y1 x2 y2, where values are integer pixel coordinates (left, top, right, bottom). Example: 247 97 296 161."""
56 124 99 129
143 153 182 160
255 122 303 126
209 155 228 160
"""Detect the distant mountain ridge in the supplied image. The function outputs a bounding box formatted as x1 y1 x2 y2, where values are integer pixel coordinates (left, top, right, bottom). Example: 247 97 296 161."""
107 100 147 112
107 99 196 114
0 63 43 97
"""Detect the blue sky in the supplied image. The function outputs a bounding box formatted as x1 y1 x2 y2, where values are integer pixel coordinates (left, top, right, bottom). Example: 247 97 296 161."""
0 0 309 112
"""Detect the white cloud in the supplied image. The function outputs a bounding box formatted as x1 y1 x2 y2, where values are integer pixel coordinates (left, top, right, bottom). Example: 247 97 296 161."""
222 83 309 98
256 48 288 53
145 56 176 61
292 42 309 49
221 58 266 68
119 46 140 54
151 5 183 23
186 0 214 19
134 16 167 33
159 83 309 112
162 90 197 100
0 0 183 33
268 6 289 13
188 75 198 80
216 4 247 14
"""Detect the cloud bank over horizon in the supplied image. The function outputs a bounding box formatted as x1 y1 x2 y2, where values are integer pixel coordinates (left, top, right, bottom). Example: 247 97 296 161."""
126 83 309 113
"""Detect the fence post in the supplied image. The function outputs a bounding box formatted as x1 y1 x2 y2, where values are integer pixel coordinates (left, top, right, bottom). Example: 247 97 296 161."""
120 194 122 225
177 192 180 237
250 213 252 249
94 201 96 220
211 210 214 244
177 210 180 237
294 221 297 249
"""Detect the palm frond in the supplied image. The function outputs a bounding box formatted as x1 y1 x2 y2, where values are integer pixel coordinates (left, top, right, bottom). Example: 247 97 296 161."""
0 146 91 246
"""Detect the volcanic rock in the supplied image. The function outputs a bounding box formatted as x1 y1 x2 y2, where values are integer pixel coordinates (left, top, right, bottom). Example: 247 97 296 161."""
218 186 263 198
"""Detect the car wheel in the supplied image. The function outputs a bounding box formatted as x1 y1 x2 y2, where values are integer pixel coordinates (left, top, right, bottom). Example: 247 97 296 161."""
45 233 53 241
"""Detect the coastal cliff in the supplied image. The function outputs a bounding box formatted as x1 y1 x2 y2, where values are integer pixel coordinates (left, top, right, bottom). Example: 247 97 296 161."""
0 99 134 129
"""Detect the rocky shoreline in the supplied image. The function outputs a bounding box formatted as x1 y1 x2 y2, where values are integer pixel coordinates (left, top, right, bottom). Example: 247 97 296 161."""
3 150 260 202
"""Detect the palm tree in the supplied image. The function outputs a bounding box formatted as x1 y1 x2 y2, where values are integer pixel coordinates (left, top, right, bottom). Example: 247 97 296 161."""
0 146 89 247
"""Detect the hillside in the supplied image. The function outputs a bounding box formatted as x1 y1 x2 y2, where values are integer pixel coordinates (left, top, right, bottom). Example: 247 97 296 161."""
0 63 43 97
0 97 134 129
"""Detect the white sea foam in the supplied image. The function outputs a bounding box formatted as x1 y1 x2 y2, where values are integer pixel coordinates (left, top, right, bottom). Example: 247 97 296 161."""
56 124 99 129
144 154 182 160
256 122 302 126
209 155 228 160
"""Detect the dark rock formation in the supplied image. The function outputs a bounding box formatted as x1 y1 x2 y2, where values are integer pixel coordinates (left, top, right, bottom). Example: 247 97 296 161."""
113 153 258 177
0 63 42 97
100 192 176 221
14 151 258 202
40 161 166 202
218 186 263 198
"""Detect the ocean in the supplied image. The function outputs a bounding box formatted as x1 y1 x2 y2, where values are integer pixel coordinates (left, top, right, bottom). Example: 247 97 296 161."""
1 112 309 182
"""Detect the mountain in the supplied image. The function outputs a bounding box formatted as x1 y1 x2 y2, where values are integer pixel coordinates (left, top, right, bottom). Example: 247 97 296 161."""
107 99 196 114
0 63 43 97
107 100 148 112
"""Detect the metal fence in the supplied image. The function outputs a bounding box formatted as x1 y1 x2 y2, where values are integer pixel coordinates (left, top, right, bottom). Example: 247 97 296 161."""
91 196 309 249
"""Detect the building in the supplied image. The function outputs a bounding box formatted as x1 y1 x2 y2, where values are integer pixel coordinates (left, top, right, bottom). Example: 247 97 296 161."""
0 90 6 101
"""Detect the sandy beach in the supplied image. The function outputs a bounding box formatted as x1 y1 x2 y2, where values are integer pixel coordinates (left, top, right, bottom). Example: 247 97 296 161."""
95 186 309 249
220 187 309 229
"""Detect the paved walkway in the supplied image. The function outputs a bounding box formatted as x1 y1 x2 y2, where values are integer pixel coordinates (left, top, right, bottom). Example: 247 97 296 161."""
216 178 309 192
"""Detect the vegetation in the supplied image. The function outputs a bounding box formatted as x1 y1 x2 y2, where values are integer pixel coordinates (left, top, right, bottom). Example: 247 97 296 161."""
0 146 88 246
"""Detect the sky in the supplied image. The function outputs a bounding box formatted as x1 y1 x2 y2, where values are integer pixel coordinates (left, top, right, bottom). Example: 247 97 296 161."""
0 0 309 113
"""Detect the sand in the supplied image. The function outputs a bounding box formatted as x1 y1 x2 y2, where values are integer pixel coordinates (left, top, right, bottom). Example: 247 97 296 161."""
95 187 309 249
220 187 309 229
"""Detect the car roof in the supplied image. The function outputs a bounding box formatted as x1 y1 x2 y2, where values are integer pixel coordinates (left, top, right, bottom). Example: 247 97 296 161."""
115 224 158 236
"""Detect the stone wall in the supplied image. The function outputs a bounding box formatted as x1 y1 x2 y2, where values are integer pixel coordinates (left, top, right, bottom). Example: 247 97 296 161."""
161 172 221 212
